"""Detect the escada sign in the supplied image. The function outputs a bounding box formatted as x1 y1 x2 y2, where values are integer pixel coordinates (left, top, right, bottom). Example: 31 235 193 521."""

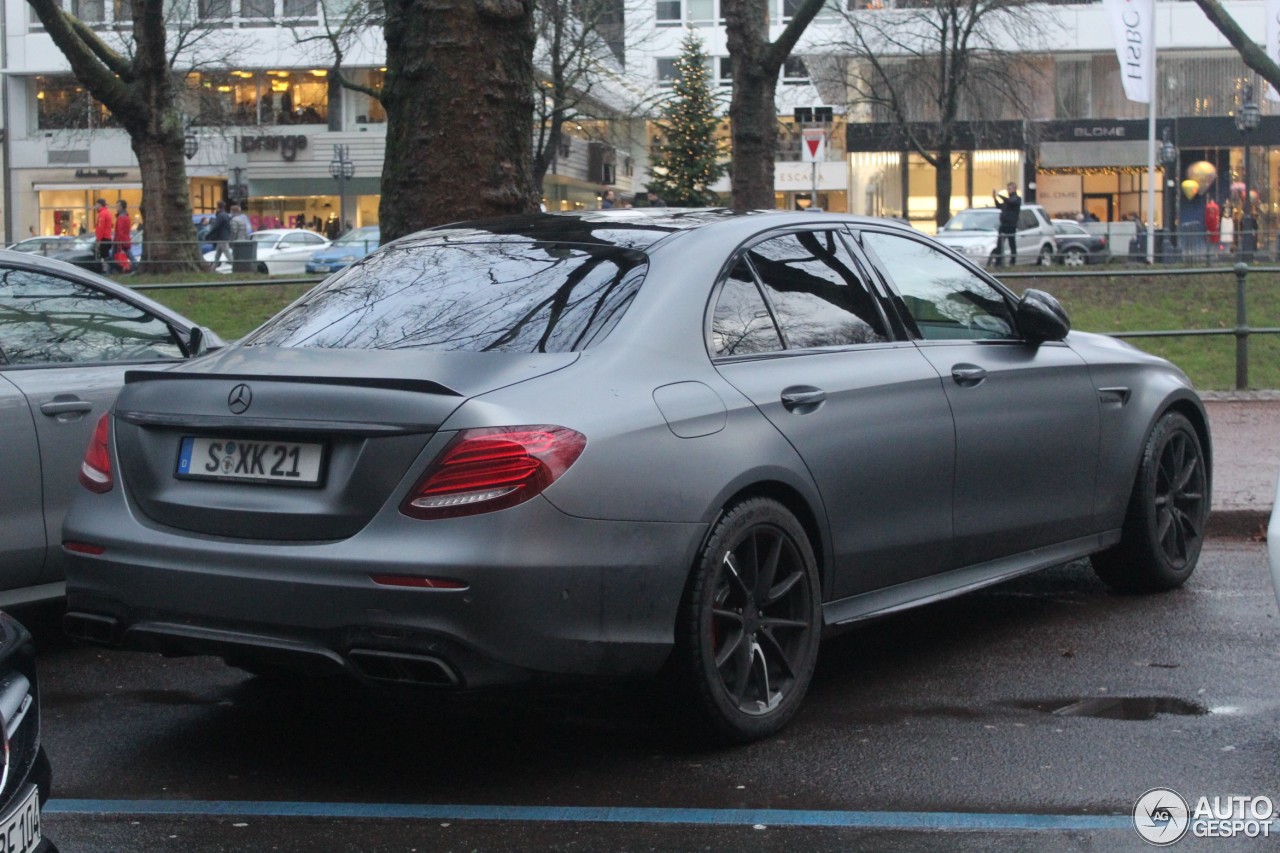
237 134 309 161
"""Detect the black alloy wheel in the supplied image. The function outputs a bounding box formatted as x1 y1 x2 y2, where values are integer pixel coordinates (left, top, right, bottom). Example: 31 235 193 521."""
1093 412 1208 592
672 498 820 743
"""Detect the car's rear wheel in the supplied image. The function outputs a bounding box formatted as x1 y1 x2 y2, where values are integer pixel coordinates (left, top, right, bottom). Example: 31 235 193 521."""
257 262 270 275
1092 412 1208 592
670 498 821 743
1062 247 1087 267
1037 245 1055 266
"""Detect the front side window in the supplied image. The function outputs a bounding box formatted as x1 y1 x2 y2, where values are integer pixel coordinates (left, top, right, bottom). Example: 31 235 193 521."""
745 231 889 349
0 268 181 365
711 262 783 357
243 240 648 353
861 231 1018 341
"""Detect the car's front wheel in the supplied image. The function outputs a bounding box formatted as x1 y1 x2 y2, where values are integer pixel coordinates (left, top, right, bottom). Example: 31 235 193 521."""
1092 411 1208 592
670 498 821 743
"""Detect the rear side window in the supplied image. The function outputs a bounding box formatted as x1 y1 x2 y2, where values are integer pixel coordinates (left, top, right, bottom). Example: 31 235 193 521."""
745 231 888 349
1018 210 1038 231
711 262 784 356
244 241 647 353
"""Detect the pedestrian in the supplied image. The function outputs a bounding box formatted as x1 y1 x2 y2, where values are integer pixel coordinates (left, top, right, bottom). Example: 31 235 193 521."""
207 200 233 269
230 203 252 240
645 190 665 208
93 198 114 273
992 182 1021 267
600 189 616 209
113 200 132 273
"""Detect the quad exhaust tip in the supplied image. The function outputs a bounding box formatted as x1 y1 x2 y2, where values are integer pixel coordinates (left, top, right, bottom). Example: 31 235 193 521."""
347 649 460 687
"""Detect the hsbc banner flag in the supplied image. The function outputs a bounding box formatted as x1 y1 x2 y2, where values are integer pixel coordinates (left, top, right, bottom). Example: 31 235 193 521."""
1104 0 1155 104
1269 0 1280 103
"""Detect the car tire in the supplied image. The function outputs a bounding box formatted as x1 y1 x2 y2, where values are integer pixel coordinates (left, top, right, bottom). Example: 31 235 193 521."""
1092 412 1208 593
1062 247 1087 267
257 262 270 275
1037 245 1055 266
669 497 821 743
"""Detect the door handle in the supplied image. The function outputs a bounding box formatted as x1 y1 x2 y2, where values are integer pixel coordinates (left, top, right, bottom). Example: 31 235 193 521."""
40 399 94 417
780 386 827 412
950 364 987 387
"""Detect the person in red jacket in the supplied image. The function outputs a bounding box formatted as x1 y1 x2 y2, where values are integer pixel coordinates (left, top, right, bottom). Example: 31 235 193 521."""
113 200 132 272
93 198 114 273
1205 197 1221 252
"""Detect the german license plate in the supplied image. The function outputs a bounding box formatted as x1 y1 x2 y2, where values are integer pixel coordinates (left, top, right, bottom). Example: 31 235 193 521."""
176 436 324 485
0 785 41 853
311 264 331 273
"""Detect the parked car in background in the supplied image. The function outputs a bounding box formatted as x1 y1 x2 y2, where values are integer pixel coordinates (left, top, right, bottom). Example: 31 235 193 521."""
0 249 221 605
1052 220 1111 266
62 210 1209 744
6 237 75 257
0 610 53 852
44 233 141 273
204 228 329 275
935 204 1057 267
306 226 381 275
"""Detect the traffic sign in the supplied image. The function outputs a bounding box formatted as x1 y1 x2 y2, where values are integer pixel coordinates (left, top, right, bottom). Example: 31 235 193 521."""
801 129 825 163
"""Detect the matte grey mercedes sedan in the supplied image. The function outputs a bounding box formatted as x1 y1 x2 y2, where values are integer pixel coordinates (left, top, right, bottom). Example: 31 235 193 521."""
61 210 1210 743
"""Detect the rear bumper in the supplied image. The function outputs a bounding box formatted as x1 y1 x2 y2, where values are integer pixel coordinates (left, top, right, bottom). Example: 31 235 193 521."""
63 495 706 688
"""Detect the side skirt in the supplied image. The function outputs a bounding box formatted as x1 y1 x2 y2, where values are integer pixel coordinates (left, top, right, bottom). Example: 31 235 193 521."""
821 530 1121 629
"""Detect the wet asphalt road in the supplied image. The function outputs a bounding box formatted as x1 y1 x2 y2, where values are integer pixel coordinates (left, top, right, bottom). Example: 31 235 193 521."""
17 537 1280 852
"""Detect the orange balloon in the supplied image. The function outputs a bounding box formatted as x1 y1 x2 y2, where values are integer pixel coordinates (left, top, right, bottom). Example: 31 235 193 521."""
1181 179 1199 200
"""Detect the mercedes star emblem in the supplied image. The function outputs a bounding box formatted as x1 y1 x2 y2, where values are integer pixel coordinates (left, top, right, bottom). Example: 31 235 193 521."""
227 383 253 414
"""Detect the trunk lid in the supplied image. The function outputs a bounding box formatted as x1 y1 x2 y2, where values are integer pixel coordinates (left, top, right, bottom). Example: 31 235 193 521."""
112 347 577 540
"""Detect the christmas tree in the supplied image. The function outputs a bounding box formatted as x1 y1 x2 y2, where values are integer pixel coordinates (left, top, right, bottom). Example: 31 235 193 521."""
648 30 727 207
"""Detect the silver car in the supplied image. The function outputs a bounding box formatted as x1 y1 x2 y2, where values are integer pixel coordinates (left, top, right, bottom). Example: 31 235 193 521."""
62 210 1209 742
0 249 220 606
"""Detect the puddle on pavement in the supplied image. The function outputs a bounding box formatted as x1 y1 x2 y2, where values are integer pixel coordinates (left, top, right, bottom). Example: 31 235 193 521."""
1013 696 1209 720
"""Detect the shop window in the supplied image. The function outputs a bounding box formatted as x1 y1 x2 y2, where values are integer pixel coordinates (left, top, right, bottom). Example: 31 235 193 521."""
352 69 387 125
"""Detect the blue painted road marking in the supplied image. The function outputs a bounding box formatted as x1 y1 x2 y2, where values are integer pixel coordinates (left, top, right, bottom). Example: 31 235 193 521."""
44 800 1131 831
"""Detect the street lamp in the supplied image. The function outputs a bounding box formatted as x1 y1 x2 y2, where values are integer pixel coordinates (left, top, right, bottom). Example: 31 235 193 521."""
1158 127 1178 261
328 144 355 238
182 116 198 160
1234 82 1260 260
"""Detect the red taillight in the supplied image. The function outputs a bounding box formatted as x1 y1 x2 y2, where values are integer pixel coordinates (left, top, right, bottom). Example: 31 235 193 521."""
78 413 113 493
400 425 586 519
64 541 106 556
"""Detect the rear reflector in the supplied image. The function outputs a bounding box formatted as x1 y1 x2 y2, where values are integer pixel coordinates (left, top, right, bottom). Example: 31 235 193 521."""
63 541 106 556
400 425 586 519
78 413 113 493
370 575 468 590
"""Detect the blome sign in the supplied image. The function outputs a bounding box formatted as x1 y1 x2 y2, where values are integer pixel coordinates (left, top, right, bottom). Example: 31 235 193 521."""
1134 788 1277 844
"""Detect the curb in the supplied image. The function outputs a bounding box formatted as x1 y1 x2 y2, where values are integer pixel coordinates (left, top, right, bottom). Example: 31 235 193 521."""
1207 509 1269 539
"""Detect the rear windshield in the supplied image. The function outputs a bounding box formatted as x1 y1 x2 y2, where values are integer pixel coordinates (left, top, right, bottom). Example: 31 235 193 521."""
941 210 1000 233
242 240 647 353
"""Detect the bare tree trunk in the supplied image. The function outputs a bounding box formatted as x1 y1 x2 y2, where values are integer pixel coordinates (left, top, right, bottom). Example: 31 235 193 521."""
26 0 205 271
934 145 953 229
380 0 539 241
723 0 828 212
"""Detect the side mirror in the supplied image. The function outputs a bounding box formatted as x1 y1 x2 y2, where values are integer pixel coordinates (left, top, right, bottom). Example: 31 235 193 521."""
1017 289 1070 342
185 322 209 356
